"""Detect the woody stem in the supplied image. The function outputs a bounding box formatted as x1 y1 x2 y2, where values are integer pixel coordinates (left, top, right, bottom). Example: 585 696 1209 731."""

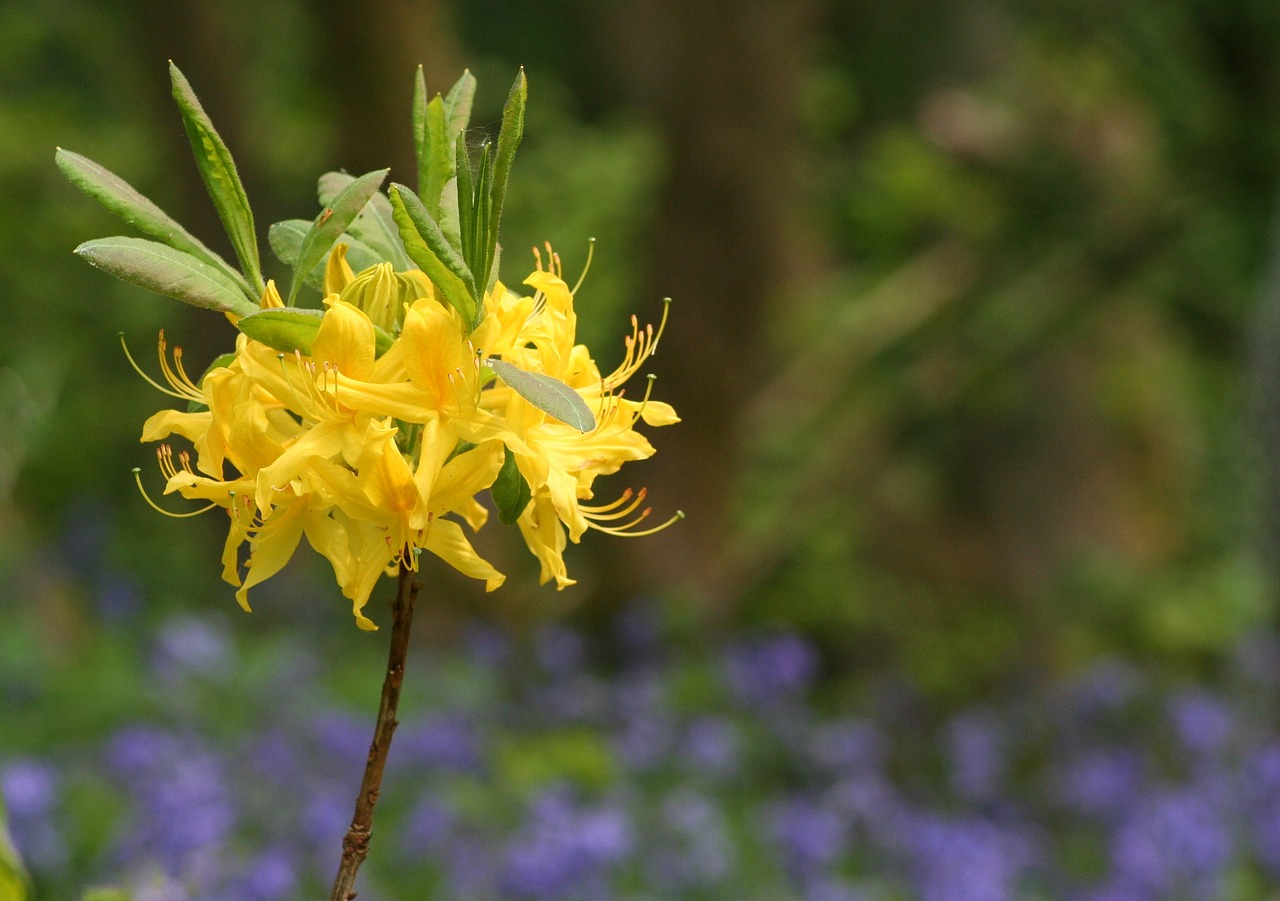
328 563 420 901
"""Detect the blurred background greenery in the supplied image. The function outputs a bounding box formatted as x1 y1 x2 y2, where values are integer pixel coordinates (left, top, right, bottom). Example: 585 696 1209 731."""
5 0 1280 891
6 0 1280 686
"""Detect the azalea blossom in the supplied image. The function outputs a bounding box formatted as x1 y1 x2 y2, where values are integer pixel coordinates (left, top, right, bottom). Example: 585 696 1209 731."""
129 227 678 625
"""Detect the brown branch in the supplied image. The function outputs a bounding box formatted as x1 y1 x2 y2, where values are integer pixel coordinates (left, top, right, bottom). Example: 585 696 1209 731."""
329 563 420 901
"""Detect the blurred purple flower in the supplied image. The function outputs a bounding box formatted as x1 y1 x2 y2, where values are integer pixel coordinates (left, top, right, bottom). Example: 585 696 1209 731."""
1167 690 1233 757
395 714 482 773
766 797 847 877
300 784 351 854
1108 788 1231 899
152 614 234 681
802 876 878 901
244 728 297 784
615 710 677 771
464 622 512 669
946 711 1007 801
1 757 59 817
614 602 662 657
105 726 235 869
1243 743 1280 874
534 623 587 677
904 813 1034 901
647 788 733 890
403 796 456 852
724 633 821 706
500 791 632 899
242 846 298 900
826 773 902 835
1053 748 1145 820
1063 660 1143 722
310 711 372 769
1 757 66 869
680 716 741 777
447 835 500 898
96 572 143 622
612 670 666 717
808 718 887 775
535 674 612 724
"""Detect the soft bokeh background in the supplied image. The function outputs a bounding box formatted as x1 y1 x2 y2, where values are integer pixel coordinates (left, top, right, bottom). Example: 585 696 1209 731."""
6 0 1280 898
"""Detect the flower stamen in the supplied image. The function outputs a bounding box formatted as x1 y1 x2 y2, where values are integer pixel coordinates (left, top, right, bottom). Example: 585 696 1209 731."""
603 298 670 391
120 331 204 402
570 237 596 296
132 464 216 518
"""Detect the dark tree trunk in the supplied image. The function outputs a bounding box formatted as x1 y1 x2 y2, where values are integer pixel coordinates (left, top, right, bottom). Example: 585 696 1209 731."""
589 0 822 609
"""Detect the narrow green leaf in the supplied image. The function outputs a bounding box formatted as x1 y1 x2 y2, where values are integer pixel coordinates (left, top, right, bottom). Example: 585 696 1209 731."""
488 358 595 432
388 183 479 328
487 68 527 286
237 308 394 357
438 176 463 253
443 69 477 139
455 132 476 271
55 148 254 300
75 236 257 317
422 96 454 218
474 141 494 292
288 168 389 305
412 66 429 197
492 445 532 525
318 172 412 270
169 62 264 291
418 69 474 217
268 220 382 291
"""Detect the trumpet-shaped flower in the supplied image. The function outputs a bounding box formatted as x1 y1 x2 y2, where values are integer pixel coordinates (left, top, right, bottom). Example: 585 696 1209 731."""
478 248 681 585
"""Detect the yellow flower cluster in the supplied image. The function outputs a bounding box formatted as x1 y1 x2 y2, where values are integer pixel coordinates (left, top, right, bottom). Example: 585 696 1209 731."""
135 246 678 629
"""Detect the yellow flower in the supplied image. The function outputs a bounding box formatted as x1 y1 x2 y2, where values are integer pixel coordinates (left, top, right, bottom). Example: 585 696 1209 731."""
305 422 508 627
479 249 681 585
130 241 677 620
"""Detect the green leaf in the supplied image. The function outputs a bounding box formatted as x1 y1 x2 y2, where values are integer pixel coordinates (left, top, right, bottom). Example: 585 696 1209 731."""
412 66 429 195
455 132 477 271
55 148 254 301
287 168 389 305
236 308 394 357
268 219 382 290
421 96 453 218
443 69 477 140
474 141 494 291
438 175 463 252
488 358 595 432
416 69 475 217
75 236 257 317
169 62 264 292
492 445 532 525
318 172 412 270
486 69 527 289
388 183 479 328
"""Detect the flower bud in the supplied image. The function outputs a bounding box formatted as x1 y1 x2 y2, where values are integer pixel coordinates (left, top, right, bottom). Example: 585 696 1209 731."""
338 262 434 333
